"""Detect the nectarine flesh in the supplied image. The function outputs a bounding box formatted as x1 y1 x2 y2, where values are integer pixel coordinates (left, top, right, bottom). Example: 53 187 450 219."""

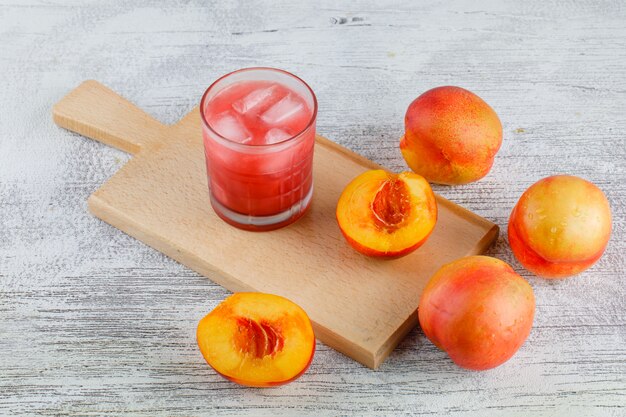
508 175 612 278
418 256 535 370
400 86 502 185
336 170 437 258
197 293 315 387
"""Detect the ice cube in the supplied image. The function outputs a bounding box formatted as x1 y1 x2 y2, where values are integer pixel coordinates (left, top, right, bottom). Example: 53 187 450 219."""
260 94 304 125
232 84 279 114
264 127 292 144
210 111 251 143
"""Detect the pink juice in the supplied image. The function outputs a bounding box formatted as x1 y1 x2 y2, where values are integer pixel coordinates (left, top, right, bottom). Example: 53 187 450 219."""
201 72 316 230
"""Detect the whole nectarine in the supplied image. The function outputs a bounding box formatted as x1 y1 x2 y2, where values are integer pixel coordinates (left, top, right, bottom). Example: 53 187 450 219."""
336 170 437 258
418 256 535 370
508 175 612 278
197 293 315 387
400 86 502 184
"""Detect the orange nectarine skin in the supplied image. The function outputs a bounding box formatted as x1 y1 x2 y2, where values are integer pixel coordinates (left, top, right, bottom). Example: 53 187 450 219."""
508 175 612 278
400 86 502 185
418 256 535 371
196 293 315 387
336 170 437 258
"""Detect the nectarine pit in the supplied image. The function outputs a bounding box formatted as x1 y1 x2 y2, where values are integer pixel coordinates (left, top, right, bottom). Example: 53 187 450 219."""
234 317 284 359
371 177 411 232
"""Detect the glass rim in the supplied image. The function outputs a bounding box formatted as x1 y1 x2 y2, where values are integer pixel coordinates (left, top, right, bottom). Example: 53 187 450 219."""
199 67 318 148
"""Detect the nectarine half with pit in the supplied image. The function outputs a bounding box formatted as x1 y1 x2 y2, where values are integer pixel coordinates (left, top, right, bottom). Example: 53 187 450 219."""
336 170 437 258
508 175 612 278
197 293 315 387
418 256 535 370
400 86 502 185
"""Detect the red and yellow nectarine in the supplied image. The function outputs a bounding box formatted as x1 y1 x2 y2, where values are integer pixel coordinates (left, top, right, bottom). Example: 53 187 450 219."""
400 86 502 185
418 256 535 370
508 175 612 278
197 293 315 387
336 170 437 258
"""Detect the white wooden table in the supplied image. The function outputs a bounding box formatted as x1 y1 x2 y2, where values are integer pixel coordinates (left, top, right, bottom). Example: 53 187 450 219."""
1 1 624 415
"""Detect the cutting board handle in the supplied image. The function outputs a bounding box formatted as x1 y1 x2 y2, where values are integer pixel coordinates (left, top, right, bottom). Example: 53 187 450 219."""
52 80 166 154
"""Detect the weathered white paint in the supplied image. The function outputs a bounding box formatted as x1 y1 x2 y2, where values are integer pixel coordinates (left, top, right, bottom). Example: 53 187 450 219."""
0 0 624 416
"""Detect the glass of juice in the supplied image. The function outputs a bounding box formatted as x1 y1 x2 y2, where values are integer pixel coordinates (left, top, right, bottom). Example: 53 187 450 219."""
200 68 317 231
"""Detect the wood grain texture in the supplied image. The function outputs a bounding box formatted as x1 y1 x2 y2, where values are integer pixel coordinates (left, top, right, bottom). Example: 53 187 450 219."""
52 80 497 369
52 80 166 154
1 0 624 416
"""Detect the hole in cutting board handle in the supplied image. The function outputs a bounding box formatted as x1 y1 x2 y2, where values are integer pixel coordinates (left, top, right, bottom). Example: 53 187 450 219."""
52 80 167 155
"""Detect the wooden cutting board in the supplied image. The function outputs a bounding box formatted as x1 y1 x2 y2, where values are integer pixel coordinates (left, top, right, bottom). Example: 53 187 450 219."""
52 80 498 369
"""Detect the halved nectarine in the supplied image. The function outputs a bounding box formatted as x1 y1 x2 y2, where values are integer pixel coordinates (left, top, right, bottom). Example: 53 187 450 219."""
196 293 315 387
336 170 437 258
